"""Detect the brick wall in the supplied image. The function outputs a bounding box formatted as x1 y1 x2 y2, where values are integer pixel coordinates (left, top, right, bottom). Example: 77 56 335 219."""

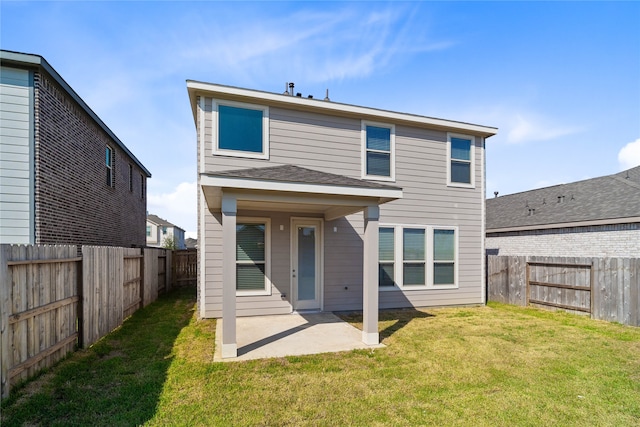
486 223 640 257
33 72 147 247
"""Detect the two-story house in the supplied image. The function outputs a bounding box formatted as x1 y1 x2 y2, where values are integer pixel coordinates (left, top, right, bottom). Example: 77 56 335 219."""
0 50 151 246
187 81 497 358
146 213 186 249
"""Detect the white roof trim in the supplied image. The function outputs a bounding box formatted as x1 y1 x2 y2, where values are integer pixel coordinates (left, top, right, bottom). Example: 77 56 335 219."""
487 216 640 233
187 81 497 137
200 174 403 200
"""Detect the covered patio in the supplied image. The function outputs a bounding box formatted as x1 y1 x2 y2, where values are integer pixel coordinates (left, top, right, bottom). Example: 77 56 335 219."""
200 164 402 359
213 311 385 362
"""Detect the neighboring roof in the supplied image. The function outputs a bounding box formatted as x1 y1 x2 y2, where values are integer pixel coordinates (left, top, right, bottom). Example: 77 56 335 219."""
0 49 151 177
211 164 402 191
147 214 184 231
486 166 640 232
186 81 498 138
185 237 197 249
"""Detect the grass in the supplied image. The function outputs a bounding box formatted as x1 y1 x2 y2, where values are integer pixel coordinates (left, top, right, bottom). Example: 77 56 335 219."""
2 287 639 426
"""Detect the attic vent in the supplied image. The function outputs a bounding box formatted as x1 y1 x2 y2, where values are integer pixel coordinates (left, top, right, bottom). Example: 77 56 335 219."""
527 208 536 216
557 195 565 203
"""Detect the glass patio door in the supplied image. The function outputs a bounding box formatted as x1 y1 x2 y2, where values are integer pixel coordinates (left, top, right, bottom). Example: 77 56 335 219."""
292 219 322 310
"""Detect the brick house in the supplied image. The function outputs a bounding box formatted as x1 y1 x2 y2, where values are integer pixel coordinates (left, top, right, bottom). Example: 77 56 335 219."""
0 50 151 246
486 166 640 257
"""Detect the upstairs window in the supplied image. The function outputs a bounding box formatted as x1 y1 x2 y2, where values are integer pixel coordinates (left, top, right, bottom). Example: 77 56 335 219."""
362 121 395 181
213 101 269 160
106 146 114 187
447 134 475 187
146 226 151 237
140 173 145 199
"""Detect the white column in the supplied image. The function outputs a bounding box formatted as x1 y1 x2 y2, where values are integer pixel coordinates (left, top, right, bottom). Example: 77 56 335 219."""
362 205 380 345
221 194 237 358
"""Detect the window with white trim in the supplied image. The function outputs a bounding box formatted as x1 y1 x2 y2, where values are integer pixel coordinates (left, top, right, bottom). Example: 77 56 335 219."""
236 219 271 294
447 133 475 187
378 227 395 287
403 228 426 286
378 225 458 289
213 100 269 159
433 228 455 285
362 121 395 181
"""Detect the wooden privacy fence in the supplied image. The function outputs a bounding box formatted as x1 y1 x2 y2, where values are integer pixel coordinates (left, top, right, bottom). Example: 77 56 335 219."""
173 249 197 286
0 244 176 398
488 255 639 327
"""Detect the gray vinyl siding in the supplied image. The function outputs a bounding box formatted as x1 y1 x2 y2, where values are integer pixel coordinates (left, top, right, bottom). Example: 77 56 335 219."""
199 97 486 316
0 67 33 244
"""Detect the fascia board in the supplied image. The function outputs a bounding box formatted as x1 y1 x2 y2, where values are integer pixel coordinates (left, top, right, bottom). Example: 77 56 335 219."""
200 174 403 200
487 216 640 233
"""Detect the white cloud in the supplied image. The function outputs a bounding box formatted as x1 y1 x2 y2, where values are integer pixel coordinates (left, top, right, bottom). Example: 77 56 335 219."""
618 138 640 169
178 4 451 83
507 113 581 144
147 181 197 237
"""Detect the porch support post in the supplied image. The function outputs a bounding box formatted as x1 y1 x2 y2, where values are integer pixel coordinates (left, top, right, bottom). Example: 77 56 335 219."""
362 205 380 345
221 194 237 358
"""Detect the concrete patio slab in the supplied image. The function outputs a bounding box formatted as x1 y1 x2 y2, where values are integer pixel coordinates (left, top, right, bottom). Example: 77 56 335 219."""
213 312 385 362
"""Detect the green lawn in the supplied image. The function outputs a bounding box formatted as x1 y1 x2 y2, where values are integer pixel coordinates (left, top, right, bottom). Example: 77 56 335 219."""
2 286 639 426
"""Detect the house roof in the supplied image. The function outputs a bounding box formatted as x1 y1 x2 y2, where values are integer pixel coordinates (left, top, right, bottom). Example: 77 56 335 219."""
486 166 640 232
211 164 402 191
147 214 184 231
186 81 498 138
1 49 151 177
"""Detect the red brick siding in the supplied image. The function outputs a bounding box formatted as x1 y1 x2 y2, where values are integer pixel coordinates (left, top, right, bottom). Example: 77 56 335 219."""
33 72 147 247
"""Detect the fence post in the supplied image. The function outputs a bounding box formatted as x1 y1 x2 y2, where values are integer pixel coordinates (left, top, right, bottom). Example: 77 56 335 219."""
0 245 10 398
76 246 84 349
139 247 145 310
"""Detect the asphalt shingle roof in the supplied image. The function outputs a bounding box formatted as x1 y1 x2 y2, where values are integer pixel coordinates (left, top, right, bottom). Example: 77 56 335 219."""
210 164 402 191
147 214 179 228
486 166 640 231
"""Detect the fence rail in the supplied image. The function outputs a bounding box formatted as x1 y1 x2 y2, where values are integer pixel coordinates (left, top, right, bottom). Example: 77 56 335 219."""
0 244 192 399
488 255 639 327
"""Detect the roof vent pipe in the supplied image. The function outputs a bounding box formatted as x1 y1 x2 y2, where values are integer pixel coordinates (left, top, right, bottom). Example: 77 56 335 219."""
324 89 330 101
284 82 289 95
289 82 295 96
494 191 499 198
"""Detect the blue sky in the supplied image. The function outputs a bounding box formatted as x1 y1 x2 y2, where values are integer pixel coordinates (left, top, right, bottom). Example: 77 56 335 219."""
2 1 639 237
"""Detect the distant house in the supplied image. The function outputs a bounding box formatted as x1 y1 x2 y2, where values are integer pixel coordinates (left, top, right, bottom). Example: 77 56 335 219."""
146 214 186 249
187 80 497 358
0 50 151 247
185 237 197 249
486 166 640 257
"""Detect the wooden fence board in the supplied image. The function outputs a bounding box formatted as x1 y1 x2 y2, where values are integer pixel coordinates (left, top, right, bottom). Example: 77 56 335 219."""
0 245 10 398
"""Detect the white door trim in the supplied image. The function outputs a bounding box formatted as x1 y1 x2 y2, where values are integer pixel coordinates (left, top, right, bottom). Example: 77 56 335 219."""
290 217 324 311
